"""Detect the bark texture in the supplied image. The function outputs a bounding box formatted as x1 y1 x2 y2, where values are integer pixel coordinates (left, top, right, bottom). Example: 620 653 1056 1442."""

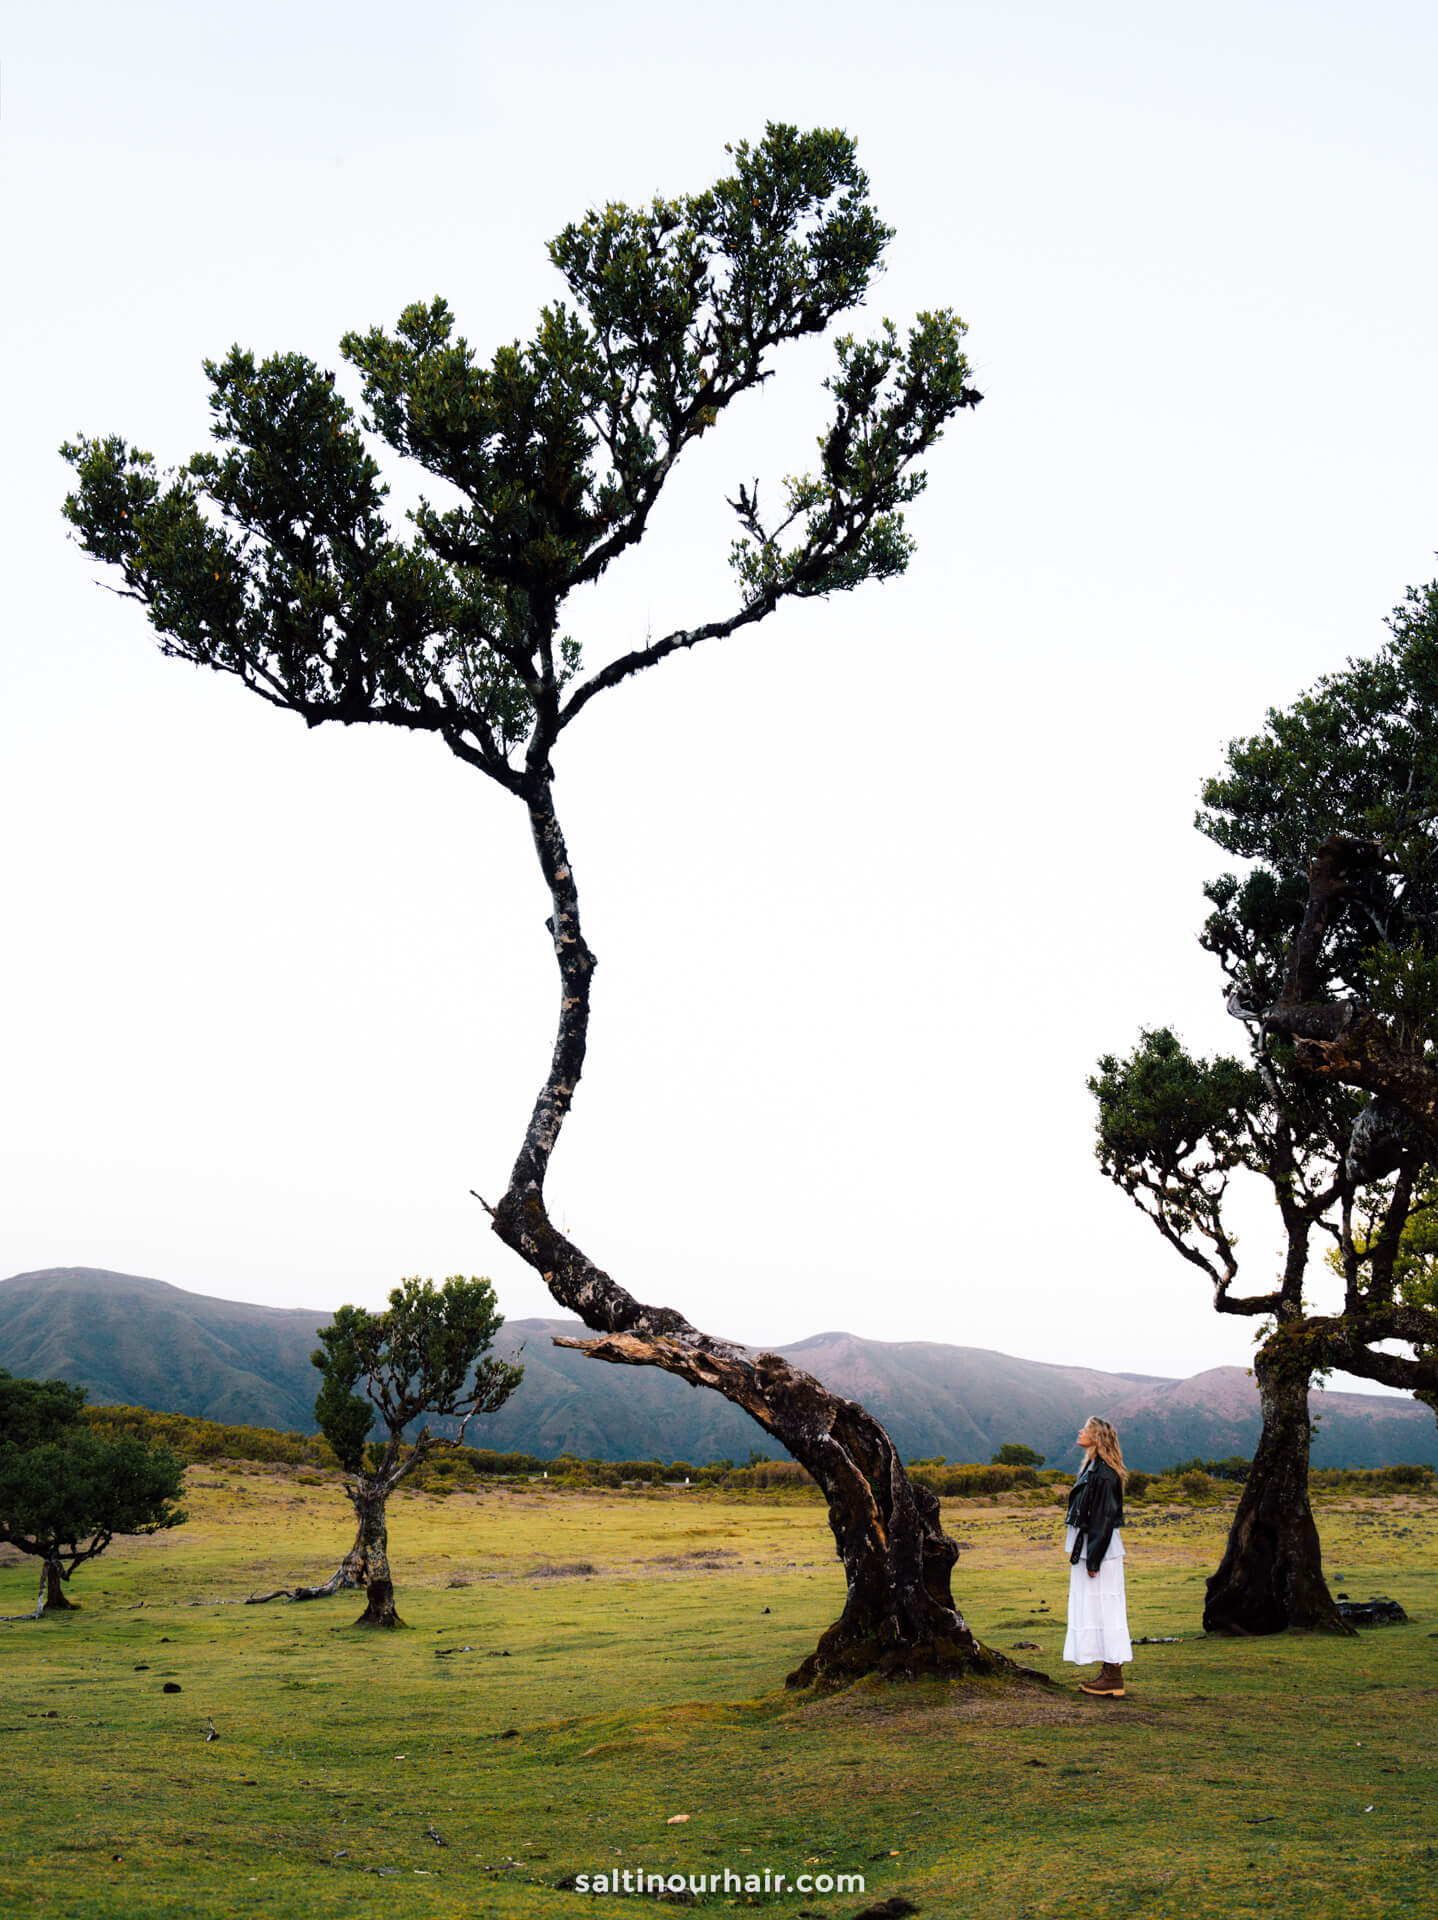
348 1484 403 1628
1203 1337 1350 1636
488 783 1015 1690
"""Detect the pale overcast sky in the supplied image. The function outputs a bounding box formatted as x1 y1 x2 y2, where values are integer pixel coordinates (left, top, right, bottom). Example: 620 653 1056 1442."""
4 1 1437 1390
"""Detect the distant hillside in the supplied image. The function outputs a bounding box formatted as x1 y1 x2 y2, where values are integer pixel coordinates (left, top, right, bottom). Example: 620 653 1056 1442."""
0 1268 324 1431
2 1266 1434 1470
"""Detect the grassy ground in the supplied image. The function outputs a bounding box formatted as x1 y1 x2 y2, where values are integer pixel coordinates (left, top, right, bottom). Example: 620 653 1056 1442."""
2 1469 1435 1919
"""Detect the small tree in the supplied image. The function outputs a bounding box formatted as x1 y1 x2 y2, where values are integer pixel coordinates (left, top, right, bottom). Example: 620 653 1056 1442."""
258 1276 522 1628
61 126 1005 1685
0 1372 186 1617
991 1443 1044 1468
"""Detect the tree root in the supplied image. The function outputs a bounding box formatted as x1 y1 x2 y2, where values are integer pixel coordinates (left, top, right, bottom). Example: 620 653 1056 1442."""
245 1565 359 1605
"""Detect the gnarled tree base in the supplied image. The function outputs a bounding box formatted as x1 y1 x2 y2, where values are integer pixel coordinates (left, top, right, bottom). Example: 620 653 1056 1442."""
352 1576 405 1629
787 1610 1013 1691
1204 1342 1351 1636
1203 1498 1350 1636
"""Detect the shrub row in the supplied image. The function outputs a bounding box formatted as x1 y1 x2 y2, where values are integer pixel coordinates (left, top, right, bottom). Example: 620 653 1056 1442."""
82 1405 336 1466
1309 1462 1435 1493
908 1459 1041 1497
78 1407 1436 1498
1121 1461 1435 1501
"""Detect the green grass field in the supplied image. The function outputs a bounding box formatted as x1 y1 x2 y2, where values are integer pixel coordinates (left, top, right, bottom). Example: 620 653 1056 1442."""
3 1468 1436 1918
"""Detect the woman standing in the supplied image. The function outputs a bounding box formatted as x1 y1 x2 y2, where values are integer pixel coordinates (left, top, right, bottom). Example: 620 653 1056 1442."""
1064 1416 1132 1697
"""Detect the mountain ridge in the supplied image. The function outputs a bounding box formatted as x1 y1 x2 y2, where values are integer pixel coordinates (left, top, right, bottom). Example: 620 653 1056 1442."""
3 1266 1434 1471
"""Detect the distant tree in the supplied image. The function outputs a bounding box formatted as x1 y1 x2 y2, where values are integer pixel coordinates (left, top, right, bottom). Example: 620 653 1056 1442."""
61 126 1004 1686
991 1443 1044 1468
0 1372 186 1617
251 1277 521 1627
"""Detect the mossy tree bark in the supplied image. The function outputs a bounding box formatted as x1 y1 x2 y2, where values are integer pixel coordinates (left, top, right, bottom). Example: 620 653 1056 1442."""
348 1480 403 1628
1203 1331 1348 1635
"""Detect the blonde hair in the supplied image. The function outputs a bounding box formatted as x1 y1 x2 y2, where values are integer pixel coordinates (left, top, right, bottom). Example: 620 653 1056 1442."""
1085 1416 1127 1486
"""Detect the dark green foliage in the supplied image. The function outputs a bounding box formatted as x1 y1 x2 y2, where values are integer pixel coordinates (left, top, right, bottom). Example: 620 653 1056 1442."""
310 1276 523 1474
1200 578 1438 1037
0 1369 89 1448
991 1442 1045 1468
1166 1454 1252 1482
0 1430 186 1552
1089 1030 1273 1282
1090 1028 1264 1189
60 125 976 792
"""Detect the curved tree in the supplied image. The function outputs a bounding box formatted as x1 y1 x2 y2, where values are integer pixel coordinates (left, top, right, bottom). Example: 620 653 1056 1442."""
60 127 1002 1685
250 1276 522 1628
0 1372 187 1617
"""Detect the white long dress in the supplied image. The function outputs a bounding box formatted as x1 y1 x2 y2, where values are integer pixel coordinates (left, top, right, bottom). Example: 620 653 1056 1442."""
1063 1521 1133 1665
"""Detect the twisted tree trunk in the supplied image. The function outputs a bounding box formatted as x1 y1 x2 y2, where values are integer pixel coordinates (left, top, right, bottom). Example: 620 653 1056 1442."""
349 1480 403 1628
488 778 1015 1689
1203 1333 1350 1635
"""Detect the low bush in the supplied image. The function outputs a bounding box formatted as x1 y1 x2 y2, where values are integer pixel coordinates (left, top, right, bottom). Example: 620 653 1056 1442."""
1165 1454 1251 1483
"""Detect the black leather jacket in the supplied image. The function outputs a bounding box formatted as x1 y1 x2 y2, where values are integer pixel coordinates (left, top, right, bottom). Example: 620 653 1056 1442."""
1066 1457 1124 1572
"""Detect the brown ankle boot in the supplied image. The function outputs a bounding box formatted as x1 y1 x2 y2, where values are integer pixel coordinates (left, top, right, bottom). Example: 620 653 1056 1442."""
1079 1662 1125 1697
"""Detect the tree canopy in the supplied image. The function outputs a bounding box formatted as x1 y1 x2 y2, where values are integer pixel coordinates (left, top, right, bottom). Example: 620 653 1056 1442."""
312 1274 522 1475
61 125 977 800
